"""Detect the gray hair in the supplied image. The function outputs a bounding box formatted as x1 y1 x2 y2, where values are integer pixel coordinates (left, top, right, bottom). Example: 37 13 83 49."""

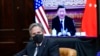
29 23 44 33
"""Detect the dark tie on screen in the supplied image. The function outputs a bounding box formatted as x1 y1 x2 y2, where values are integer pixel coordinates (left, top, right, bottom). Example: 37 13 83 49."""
60 20 63 31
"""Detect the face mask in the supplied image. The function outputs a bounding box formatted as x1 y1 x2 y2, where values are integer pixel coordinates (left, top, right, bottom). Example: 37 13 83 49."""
32 34 43 44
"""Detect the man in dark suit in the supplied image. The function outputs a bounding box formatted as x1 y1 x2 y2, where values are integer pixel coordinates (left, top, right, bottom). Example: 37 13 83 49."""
52 5 76 36
15 23 59 56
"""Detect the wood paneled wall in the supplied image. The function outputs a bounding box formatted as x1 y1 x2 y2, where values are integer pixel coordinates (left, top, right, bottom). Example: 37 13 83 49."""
0 0 34 56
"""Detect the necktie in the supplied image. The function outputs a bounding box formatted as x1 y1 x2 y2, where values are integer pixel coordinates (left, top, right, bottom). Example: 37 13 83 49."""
60 20 63 31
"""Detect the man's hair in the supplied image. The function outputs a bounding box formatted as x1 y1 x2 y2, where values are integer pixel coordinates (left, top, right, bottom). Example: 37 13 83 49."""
57 5 65 11
29 23 44 32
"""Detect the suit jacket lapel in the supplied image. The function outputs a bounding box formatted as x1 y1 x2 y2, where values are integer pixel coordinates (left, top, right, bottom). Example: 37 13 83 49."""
37 38 47 56
57 16 62 31
28 42 36 56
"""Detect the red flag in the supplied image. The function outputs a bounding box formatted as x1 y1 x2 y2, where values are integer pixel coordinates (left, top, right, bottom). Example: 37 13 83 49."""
81 0 97 37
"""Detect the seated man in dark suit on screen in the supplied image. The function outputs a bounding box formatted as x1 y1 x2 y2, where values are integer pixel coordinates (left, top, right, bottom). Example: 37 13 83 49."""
15 23 59 56
52 5 76 36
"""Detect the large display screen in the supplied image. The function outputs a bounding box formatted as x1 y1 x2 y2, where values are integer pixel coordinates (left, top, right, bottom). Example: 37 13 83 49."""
35 0 97 37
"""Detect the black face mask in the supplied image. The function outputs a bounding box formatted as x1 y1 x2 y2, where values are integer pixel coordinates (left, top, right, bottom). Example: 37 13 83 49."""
32 34 43 44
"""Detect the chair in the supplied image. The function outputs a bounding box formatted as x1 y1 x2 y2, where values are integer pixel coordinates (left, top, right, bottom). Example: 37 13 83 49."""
59 48 77 56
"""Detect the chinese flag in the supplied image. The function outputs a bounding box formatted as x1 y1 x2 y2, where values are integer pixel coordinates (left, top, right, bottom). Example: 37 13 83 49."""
81 0 97 37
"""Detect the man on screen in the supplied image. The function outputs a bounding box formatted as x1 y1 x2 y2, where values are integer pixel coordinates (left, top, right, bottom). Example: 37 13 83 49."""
52 5 76 36
15 23 59 56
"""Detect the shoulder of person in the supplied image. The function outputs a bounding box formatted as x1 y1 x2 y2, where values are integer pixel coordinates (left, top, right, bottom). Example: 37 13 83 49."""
45 38 58 45
46 38 59 49
65 16 73 20
25 41 35 47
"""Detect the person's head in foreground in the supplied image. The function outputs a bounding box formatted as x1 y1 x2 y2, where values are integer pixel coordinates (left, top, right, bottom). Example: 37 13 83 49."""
29 23 44 44
15 23 59 56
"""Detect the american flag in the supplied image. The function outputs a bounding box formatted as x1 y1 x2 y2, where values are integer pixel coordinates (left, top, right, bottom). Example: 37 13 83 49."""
35 0 50 36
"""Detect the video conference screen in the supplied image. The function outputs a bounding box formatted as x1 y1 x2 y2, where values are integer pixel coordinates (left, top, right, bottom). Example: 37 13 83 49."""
35 0 97 37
